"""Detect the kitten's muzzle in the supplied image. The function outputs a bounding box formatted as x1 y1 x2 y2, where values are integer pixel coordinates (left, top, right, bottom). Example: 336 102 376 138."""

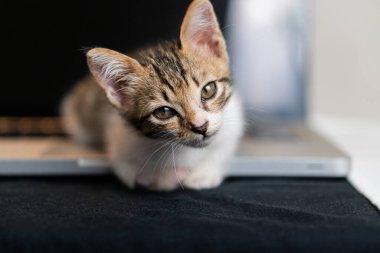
190 121 209 137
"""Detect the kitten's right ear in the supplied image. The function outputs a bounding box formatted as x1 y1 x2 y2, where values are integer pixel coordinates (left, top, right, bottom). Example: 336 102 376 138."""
180 0 227 59
86 48 144 109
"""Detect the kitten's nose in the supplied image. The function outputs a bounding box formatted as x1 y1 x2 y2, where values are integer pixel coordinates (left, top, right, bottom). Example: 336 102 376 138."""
190 121 209 136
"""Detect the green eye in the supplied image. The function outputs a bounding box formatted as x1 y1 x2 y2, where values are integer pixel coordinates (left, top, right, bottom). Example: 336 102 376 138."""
201 81 217 100
153 106 177 120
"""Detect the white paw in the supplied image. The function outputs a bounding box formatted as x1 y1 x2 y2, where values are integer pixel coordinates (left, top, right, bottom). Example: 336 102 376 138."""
136 167 188 191
150 178 180 191
183 169 223 190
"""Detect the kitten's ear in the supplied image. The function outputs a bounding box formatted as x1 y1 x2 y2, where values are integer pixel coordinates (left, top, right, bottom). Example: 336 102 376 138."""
86 48 144 109
180 0 227 59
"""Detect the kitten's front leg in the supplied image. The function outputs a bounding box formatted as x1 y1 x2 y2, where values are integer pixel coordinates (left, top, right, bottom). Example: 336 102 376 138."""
183 160 224 190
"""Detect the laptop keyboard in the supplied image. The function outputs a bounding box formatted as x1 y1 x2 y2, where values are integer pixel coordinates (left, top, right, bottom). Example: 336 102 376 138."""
0 117 65 136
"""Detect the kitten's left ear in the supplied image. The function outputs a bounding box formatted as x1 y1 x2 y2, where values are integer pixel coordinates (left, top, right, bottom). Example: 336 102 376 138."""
180 0 227 59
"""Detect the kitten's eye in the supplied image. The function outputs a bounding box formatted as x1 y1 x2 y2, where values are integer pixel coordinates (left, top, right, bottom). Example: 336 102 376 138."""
153 106 177 120
201 81 217 100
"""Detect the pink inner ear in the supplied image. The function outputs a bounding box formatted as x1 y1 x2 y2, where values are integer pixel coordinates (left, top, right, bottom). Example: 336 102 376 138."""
188 6 223 58
196 32 221 58
106 80 125 105
90 66 123 105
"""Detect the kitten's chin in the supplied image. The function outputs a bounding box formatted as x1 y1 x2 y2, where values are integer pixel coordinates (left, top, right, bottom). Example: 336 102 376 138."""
182 140 210 148
182 134 216 148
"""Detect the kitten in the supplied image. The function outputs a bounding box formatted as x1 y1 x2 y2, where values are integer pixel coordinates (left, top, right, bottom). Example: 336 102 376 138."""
62 0 244 191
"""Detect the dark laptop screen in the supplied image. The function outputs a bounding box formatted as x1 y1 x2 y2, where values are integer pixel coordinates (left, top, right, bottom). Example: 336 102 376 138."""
1 0 228 117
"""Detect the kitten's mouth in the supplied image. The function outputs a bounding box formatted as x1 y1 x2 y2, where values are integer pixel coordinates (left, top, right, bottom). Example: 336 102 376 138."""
182 131 217 148
184 140 210 148
203 135 211 141
202 132 215 141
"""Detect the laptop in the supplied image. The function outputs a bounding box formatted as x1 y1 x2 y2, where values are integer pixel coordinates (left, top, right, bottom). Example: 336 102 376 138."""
0 0 349 177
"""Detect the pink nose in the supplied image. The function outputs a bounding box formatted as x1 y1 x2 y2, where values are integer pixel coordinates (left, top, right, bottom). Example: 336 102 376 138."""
190 121 209 136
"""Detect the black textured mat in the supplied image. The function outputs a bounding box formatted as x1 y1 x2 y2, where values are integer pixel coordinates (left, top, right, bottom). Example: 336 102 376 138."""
0 176 379 253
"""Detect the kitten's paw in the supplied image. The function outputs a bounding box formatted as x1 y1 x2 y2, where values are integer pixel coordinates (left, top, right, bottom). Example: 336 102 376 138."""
183 168 223 190
150 179 179 191
151 167 189 191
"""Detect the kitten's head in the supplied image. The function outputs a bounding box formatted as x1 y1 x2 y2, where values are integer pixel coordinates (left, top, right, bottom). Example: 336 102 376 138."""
87 0 232 148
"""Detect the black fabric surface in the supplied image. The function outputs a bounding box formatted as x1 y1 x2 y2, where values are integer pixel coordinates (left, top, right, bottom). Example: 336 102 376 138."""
0 176 379 253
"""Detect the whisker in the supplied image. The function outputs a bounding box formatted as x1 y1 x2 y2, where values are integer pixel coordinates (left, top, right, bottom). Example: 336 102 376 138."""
137 137 176 176
151 138 176 172
221 23 235 32
172 143 184 190
158 140 176 173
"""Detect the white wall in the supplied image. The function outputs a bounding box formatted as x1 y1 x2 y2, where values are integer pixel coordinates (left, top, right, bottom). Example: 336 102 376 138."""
310 0 380 121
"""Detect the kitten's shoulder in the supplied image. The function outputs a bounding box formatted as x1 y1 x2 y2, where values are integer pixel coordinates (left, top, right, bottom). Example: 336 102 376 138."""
61 75 113 147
